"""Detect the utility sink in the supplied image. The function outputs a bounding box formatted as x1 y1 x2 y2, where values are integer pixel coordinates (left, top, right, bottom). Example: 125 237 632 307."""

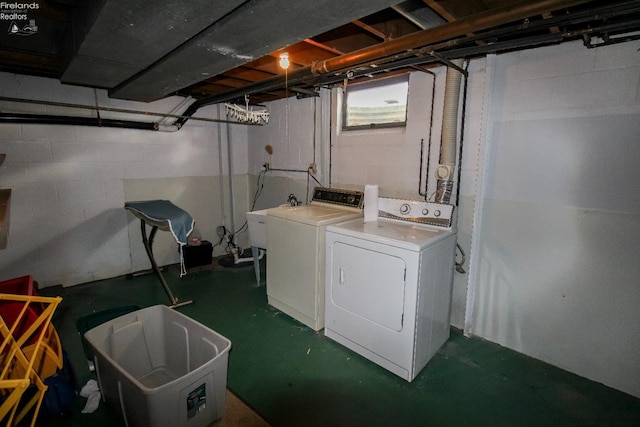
246 209 270 249
246 204 307 249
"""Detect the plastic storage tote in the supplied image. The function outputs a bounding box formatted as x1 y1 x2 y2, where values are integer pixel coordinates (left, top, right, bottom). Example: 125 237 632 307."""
75 305 140 364
84 305 231 427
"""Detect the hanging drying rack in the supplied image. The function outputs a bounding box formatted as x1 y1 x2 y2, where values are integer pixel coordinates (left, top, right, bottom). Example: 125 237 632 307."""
225 95 269 125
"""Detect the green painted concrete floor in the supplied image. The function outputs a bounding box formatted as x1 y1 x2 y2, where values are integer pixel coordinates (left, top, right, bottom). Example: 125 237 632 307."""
37 260 640 427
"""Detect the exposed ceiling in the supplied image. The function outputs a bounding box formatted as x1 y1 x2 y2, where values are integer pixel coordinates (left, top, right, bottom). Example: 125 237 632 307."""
1 0 640 118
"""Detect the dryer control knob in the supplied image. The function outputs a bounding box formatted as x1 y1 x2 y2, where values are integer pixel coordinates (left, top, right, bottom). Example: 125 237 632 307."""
400 203 411 215
422 208 429 215
434 210 441 217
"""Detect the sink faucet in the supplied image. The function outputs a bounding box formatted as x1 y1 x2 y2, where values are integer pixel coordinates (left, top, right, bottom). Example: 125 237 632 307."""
287 193 299 207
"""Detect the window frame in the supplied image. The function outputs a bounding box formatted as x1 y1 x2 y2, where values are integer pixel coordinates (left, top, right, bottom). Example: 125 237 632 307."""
341 74 410 131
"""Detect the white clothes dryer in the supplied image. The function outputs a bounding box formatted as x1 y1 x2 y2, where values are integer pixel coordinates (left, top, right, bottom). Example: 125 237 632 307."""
324 197 457 381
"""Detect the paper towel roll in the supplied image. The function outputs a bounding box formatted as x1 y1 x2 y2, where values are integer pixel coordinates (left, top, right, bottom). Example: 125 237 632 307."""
364 185 379 222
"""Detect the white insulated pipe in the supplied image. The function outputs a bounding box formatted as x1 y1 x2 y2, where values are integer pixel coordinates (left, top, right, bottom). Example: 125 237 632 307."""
440 59 464 169
435 59 464 204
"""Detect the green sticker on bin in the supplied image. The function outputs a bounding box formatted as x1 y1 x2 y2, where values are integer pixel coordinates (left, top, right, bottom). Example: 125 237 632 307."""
187 383 206 418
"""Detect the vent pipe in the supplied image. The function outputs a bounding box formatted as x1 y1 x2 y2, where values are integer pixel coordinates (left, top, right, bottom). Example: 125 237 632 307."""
434 59 464 204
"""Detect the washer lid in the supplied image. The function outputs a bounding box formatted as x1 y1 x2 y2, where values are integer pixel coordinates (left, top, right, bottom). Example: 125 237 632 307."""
268 204 362 226
327 218 453 250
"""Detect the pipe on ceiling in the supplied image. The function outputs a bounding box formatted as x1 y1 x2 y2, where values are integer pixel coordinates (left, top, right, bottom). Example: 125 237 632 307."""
310 0 593 75
175 0 594 127
0 112 160 131
0 96 261 130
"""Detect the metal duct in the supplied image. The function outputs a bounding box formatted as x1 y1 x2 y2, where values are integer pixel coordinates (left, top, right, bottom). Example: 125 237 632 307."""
62 0 244 89
440 62 463 168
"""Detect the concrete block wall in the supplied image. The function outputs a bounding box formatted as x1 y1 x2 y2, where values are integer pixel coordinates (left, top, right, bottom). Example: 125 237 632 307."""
247 96 321 209
330 70 449 200
0 72 248 287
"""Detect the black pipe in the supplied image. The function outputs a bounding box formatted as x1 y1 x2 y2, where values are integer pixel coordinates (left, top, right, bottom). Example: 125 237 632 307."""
173 1 640 127
455 60 470 208
316 32 563 89
175 31 566 128
174 32 565 129
174 67 313 128
419 138 426 197
419 70 437 199
176 103 200 127
0 112 158 130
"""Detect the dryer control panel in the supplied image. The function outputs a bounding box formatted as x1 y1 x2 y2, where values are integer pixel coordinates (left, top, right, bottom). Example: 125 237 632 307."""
378 197 454 228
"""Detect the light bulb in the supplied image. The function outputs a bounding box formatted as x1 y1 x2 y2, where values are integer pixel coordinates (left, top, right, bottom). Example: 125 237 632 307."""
279 52 290 69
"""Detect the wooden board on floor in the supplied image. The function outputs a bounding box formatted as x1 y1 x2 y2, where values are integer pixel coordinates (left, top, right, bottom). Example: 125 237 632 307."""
212 390 270 427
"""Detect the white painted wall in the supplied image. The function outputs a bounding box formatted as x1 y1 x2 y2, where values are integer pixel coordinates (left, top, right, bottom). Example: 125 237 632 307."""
0 73 250 286
247 40 640 399
331 70 439 198
468 40 640 399
246 96 324 211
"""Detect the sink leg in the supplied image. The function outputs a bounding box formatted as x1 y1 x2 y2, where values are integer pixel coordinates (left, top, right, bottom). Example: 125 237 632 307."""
251 246 261 286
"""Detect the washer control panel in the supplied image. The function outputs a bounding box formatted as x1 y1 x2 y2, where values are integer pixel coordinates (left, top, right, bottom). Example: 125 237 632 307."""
312 187 364 209
378 197 454 228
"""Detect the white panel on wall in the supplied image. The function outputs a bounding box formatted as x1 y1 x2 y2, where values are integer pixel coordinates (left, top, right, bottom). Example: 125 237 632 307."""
471 40 640 399
489 114 640 212
551 67 639 109
475 200 640 398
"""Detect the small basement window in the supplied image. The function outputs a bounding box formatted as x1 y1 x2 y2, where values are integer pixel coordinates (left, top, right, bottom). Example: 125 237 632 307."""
342 75 409 130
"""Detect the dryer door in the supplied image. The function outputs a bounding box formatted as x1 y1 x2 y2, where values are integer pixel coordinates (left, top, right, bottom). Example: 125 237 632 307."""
330 242 406 331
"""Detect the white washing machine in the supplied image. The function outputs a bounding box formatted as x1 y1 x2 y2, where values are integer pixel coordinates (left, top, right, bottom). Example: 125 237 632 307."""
267 187 363 331
325 197 457 381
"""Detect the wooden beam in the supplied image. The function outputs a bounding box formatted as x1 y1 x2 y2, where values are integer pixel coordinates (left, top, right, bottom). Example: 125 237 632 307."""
422 0 488 21
313 0 595 74
423 0 456 22
353 19 388 41
422 0 488 39
304 38 345 56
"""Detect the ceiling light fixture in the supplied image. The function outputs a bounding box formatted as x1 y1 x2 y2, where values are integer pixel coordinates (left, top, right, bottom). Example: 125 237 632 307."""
279 52 290 69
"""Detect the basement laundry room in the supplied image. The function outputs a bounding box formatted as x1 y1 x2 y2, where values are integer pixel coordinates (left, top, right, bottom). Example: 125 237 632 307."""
1 1 639 426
